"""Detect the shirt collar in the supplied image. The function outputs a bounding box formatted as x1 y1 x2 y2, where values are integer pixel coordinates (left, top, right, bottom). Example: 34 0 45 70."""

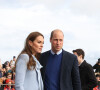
50 49 62 55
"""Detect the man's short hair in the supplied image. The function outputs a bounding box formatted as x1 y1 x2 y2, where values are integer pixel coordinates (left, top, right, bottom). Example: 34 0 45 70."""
50 29 64 39
98 58 100 63
50 30 54 39
96 74 100 77
72 49 85 59
13 56 16 58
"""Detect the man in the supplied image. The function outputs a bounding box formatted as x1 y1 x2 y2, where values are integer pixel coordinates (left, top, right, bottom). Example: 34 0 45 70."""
40 29 81 90
0 59 2 78
93 58 100 73
73 49 97 90
12 56 16 68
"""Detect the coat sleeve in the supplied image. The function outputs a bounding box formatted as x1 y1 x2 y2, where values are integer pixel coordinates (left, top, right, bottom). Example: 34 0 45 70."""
15 54 29 90
83 65 97 90
93 64 98 69
71 56 82 90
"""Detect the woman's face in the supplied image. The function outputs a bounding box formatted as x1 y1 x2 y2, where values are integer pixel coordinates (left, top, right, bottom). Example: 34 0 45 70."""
29 35 44 55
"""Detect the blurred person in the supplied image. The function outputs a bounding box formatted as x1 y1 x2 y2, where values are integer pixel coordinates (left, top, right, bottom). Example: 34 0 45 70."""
0 64 2 78
13 56 16 62
0 78 3 84
3 66 11 78
73 49 97 90
2 61 9 69
0 59 2 78
4 79 15 90
40 29 81 90
4 61 10 68
11 68 15 81
7 73 12 79
0 59 2 70
0 77 6 89
1 77 6 82
93 58 100 73
9 60 14 68
6 73 15 89
93 74 100 90
15 32 44 90
1 68 6 77
96 74 100 82
11 56 16 68
5 66 10 72
0 71 2 78
0 78 3 90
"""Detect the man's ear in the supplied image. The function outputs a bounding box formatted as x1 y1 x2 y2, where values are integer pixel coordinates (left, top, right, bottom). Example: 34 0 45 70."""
80 55 83 59
28 40 32 47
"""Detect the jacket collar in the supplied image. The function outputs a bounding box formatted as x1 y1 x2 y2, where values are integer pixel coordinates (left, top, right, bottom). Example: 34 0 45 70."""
32 55 43 69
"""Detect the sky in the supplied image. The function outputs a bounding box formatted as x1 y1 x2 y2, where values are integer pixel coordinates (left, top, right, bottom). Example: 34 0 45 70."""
0 0 100 65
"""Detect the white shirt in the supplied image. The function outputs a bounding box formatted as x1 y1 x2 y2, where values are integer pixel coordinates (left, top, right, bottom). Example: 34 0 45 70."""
51 49 62 55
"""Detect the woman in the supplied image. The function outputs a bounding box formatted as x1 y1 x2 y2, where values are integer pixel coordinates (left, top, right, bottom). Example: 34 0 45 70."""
15 32 44 90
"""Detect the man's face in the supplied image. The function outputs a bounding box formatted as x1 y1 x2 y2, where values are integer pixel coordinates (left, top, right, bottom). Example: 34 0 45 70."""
96 77 100 81
98 62 100 65
7 74 12 79
6 66 10 71
73 52 81 62
50 31 64 53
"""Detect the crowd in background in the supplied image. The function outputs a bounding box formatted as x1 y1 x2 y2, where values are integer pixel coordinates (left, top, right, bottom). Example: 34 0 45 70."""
93 58 100 90
0 56 16 90
0 56 100 90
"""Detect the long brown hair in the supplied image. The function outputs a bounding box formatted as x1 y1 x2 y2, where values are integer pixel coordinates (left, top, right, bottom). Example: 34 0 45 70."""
16 32 44 70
